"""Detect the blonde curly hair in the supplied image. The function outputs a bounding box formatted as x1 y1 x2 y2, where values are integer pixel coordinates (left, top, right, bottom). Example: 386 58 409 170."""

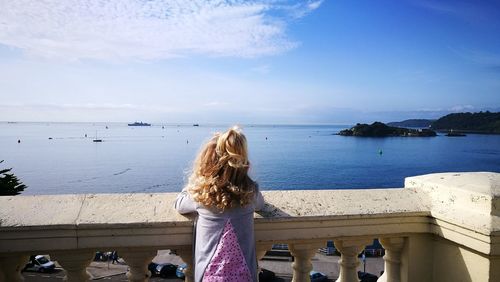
187 126 257 211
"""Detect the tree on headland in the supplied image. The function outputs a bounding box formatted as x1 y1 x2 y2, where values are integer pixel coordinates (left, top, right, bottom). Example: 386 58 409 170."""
431 111 500 133
0 160 27 196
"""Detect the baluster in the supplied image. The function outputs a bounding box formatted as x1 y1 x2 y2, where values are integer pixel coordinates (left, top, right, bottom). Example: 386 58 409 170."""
256 243 273 280
120 249 157 282
378 237 405 282
0 253 29 282
176 247 194 282
256 243 273 261
289 242 324 282
53 250 94 282
335 239 371 282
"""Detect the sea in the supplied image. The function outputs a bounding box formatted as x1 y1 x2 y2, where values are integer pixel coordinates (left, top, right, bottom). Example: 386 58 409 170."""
1 122 499 195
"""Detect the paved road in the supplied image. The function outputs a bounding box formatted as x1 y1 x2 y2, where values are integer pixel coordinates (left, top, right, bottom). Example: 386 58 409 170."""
23 269 65 281
23 269 184 282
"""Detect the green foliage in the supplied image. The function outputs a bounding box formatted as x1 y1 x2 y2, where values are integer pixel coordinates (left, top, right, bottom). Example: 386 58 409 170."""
431 111 500 133
387 119 434 128
0 160 27 196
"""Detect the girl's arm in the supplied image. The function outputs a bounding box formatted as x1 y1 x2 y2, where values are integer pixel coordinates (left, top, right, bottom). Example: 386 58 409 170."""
253 187 265 211
174 187 198 214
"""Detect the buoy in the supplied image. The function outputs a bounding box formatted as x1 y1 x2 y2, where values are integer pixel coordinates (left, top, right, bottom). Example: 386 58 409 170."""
17 139 21 143
378 149 383 155
85 134 87 138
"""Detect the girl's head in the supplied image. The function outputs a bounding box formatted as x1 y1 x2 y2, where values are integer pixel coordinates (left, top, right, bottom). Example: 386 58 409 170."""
187 126 256 211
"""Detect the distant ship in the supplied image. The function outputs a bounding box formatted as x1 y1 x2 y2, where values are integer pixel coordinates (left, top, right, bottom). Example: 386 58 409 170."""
128 122 151 126
93 131 103 142
193 124 199 127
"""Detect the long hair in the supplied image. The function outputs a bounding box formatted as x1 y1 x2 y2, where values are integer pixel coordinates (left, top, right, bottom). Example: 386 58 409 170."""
187 126 257 211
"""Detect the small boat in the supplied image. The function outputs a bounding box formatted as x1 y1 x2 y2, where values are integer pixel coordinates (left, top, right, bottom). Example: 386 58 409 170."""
128 122 151 126
445 130 466 137
193 124 199 127
93 131 103 142
446 133 466 137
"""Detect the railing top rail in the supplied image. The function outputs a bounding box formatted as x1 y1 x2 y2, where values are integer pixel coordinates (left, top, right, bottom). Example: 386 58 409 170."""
0 188 428 229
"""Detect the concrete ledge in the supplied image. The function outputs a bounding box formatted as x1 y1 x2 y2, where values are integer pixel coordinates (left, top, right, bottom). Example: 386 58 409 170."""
406 172 500 255
405 172 500 216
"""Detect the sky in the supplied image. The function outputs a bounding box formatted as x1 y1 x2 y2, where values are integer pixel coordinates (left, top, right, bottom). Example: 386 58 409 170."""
0 0 499 124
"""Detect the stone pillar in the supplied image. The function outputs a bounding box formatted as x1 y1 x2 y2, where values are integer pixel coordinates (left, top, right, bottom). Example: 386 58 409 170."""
289 242 324 282
378 237 405 282
53 250 94 282
176 247 194 282
256 243 273 280
120 249 157 282
335 239 372 282
256 243 273 261
0 254 29 282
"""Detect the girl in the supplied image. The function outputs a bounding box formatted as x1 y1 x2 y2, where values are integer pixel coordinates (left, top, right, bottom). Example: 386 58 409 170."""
175 126 265 282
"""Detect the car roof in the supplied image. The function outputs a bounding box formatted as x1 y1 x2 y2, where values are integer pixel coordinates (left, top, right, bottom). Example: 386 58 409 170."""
310 271 324 275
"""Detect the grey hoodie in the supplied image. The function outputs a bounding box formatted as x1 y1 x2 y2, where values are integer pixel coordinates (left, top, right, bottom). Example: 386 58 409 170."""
174 187 265 282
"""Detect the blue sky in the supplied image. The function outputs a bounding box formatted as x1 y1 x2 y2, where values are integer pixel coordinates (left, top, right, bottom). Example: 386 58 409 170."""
0 0 499 124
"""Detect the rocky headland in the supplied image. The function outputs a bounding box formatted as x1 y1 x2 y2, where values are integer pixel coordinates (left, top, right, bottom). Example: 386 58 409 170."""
338 122 437 137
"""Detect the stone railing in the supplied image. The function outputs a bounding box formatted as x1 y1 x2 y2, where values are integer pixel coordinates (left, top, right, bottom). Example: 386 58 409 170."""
1 172 499 282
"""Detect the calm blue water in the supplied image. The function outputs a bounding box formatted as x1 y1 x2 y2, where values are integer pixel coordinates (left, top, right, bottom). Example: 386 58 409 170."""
1 122 499 195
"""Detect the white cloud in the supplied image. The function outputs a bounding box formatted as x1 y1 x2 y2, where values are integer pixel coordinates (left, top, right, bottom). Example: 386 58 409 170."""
449 105 475 112
0 0 322 61
307 1 323 11
283 0 324 19
204 101 228 107
0 102 181 112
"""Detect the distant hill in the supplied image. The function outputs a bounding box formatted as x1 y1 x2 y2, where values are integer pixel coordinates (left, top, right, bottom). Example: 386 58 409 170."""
387 119 435 128
338 122 437 137
431 112 500 134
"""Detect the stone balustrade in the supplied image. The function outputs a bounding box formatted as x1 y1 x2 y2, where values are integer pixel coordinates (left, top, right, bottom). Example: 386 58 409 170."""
0 172 499 282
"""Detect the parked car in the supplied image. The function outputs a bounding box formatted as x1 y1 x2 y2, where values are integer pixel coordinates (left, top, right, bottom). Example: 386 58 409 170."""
94 251 113 261
318 241 338 256
310 270 328 282
364 239 385 257
23 255 55 273
176 263 188 279
358 271 378 282
259 268 276 281
148 262 178 278
263 244 293 261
